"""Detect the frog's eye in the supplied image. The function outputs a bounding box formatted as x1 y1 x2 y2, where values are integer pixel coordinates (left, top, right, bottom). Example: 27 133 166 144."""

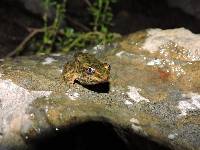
86 67 95 75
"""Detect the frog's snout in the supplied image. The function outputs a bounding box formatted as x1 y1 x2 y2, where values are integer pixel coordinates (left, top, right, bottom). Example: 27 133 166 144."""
103 63 111 70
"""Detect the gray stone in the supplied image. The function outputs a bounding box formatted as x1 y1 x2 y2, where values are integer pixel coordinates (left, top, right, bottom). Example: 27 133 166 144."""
4 0 55 19
0 28 199 150
167 0 200 19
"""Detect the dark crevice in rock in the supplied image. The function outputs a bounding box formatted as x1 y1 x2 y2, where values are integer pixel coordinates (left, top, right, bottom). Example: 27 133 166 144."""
26 120 173 150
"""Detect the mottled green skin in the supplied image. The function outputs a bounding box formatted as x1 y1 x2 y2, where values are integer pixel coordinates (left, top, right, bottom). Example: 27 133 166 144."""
62 52 110 85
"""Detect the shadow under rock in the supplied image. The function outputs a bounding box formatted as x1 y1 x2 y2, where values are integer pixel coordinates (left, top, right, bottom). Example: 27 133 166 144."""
26 120 173 150
77 81 110 93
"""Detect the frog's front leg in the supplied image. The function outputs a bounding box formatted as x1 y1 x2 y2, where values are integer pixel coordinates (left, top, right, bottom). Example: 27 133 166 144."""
63 72 79 85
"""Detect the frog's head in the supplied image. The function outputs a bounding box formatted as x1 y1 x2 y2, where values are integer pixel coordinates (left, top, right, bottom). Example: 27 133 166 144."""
75 53 110 85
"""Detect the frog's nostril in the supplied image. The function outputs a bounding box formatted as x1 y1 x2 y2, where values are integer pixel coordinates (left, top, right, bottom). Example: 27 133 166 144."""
104 63 111 70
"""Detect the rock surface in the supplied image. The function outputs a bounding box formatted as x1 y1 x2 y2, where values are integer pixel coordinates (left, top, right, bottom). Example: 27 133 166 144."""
3 0 55 19
167 0 200 19
0 28 200 150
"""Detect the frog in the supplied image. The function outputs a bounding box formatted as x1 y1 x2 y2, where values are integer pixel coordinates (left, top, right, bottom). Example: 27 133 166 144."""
62 52 110 85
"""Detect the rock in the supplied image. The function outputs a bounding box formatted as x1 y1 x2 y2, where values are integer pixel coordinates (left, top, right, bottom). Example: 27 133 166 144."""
0 28 200 150
2 0 55 19
142 28 200 60
167 0 200 20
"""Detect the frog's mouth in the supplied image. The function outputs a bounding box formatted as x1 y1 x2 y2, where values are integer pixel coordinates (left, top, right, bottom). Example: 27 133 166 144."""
77 76 109 85
90 76 109 84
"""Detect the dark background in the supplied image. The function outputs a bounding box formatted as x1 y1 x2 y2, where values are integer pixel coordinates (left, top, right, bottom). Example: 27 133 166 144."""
0 0 200 57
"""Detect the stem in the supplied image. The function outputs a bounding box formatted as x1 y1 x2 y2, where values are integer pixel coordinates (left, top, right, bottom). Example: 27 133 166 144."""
62 31 105 52
6 25 56 57
6 28 45 57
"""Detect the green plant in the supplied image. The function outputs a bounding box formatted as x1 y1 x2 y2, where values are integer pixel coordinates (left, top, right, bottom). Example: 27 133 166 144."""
7 0 120 57
88 0 117 32
39 0 67 54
